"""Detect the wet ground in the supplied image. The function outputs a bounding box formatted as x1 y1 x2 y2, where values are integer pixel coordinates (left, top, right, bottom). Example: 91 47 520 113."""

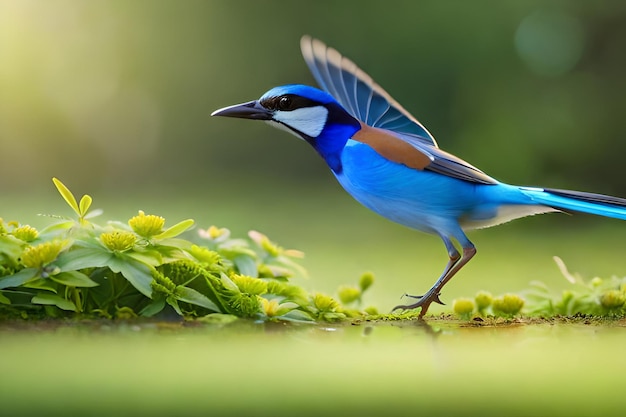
1 316 625 417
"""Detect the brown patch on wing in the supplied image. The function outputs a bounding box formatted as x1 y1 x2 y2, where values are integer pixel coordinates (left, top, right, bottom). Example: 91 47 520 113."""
352 122 432 170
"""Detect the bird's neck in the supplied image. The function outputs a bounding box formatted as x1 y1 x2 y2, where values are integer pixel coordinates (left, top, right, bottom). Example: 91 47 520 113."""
309 103 361 173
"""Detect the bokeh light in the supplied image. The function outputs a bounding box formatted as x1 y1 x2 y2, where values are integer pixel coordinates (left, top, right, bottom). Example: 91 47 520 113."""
515 9 585 77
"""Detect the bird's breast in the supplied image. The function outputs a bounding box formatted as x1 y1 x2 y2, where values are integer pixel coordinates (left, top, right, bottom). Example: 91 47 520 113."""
333 139 480 232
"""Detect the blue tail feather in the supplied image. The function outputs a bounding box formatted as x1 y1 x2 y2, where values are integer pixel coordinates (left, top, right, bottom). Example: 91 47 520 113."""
521 187 626 221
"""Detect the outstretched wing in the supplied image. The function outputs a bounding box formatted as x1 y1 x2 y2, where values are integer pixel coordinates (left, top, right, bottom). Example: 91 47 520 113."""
300 35 437 147
301 35 498 185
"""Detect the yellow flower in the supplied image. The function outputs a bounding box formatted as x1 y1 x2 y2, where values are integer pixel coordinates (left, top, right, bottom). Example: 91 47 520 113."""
198 225 230 240
359 272 375 292
338 286 361 304
231 274 268 295
189 245 221 265
248 230 281 257
475 291 493 311
364 306 379 315
261 298 280 317
21 241 66 268
128 210 165 238
229 293 261 317
600 290 625 310
12 225 39 242
453 298 475 317
492 294 524 316
266 280 308 303
100 231 137 252
312 293 339 312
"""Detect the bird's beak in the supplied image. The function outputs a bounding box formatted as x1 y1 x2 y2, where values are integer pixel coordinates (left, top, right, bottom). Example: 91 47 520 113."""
211 100 272 120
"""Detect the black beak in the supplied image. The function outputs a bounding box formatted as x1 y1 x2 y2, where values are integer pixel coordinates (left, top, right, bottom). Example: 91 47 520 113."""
211 100 273 120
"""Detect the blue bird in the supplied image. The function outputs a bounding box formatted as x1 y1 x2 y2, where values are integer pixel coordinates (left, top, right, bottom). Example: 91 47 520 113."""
212 36 626 317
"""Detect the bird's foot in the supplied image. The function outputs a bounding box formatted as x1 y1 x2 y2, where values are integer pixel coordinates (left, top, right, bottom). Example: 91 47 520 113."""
400 292 445 305
392 292 445 318
402 293 423 300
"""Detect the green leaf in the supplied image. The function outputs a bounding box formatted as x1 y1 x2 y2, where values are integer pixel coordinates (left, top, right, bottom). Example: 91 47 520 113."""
78 194 92 217
0 268 38 290
234 255 257 277
126 249 163 266
108 256 154 298
166 296 183 315
160 238 194 252
50 271 99 287
271 256 307 277
24 278 57 293
55 247 114 271
32 293 76 311
0 292 10 304
279 309 316 323
220 272 240 293
38 220 75 236
139 297 166 317
52 177 80 216
219 246 257 260
175 286 220 312
196 313 239 324
84 208 104 219
0 235 25 258
152 219 194 240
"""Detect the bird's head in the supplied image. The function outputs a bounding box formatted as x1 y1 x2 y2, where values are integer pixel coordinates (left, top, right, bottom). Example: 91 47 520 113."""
212 84 361 172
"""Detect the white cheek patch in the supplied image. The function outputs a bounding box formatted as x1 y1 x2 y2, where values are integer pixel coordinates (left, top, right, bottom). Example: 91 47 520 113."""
272 106 328 138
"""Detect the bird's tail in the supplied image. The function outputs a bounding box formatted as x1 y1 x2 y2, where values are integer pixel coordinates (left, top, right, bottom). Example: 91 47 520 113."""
520 187 626 220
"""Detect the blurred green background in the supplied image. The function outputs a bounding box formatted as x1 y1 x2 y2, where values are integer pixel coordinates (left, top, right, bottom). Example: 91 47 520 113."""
2 0 626 311
2 0 626 193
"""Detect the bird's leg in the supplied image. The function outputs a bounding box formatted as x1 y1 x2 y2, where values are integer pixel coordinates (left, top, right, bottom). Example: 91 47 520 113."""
400 237 461 301
393 240 476 318
402 250 461 301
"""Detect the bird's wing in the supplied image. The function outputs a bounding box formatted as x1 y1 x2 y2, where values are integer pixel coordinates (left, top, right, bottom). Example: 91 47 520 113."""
414 139 498 185
353 124 498 185
301 36 497 185
300 35 437 147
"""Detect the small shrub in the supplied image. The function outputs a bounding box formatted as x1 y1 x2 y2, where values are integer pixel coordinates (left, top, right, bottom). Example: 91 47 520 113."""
0 178 375 322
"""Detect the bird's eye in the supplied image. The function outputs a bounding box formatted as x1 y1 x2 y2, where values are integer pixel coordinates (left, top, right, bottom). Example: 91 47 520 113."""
278 96 292 111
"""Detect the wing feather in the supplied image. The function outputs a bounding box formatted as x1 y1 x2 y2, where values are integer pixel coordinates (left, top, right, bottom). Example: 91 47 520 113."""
301 36 497 186
301 35 437 146
397 132 498 185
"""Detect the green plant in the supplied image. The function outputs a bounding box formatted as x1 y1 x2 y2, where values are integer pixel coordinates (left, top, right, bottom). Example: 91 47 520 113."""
491 294 525 317
451 290 525 319
451 256 626 320
474 290 493 315
0 178 374 322
452 298 475 319
524 256 626 317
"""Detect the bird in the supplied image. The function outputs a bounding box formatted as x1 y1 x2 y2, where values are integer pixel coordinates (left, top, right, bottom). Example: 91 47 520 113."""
212 35 626 318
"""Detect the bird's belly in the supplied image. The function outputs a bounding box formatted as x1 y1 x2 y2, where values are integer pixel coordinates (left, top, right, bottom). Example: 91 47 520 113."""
335 141 482 234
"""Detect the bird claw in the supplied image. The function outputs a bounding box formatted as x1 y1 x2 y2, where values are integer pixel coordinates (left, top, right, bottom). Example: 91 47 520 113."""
392 292 445 316
402 293 423 300
432 293 445 305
